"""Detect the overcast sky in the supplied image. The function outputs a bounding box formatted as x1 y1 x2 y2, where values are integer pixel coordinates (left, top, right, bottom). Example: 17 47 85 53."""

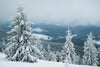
0 0 100 26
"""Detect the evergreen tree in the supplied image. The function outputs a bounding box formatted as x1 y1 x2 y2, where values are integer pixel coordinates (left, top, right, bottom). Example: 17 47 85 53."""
56 51 62 62
2 38 6 51
4 7 40 63
75 54 81 64
61 28 76 64
82 32 98 66
35 37 44 59
46 44 51 61
46 44 56 61
51 50 56 62
0 38 6 52
98 47 100 65
43 48 47 60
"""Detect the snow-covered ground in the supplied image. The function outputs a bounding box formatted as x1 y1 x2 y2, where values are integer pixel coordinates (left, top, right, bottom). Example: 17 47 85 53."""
32 28 52 40
33 28 47 33
33 33 52 40
96 40 100 45
0 53 93 67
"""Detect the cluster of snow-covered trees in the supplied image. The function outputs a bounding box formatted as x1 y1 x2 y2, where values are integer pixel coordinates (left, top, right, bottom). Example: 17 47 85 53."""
0 6 99 66
59 28 99 66
61 29 99 66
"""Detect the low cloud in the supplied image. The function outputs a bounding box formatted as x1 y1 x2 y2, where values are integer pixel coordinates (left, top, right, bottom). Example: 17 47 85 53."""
0 0 100 26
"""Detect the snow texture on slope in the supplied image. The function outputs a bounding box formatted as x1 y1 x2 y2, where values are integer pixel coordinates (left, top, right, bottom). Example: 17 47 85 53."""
0 53 93 67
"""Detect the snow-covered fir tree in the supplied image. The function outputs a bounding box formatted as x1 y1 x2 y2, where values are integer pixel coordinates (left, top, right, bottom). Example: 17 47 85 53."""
61 28 76 64
1 38 6 51
46 44 56 61
4 7 40 63
49 51 56 62
82 32 98 66
0 38 6 52
52 50 57 62
42 48 47 60
45 44 50 60
56 51 62 62
98 47 100 65
35 37 44 60
75 54 81 64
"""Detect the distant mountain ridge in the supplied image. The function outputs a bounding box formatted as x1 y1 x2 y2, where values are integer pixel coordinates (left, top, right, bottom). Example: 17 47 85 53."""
0 22 100 44
31 23 100 40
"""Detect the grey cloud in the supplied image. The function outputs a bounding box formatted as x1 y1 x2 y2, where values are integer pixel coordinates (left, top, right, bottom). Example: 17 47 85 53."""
0 0 100 26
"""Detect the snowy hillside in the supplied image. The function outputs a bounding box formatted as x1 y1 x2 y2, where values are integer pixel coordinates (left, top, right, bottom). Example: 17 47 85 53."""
33 33 52 40
33 28 47 33
0 53 93 67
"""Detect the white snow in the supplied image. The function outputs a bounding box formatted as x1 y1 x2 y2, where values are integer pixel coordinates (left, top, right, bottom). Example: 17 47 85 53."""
33 28 47 33
0 53 6 61
0 53 94 67
33 33 52 40
95 40 100 45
